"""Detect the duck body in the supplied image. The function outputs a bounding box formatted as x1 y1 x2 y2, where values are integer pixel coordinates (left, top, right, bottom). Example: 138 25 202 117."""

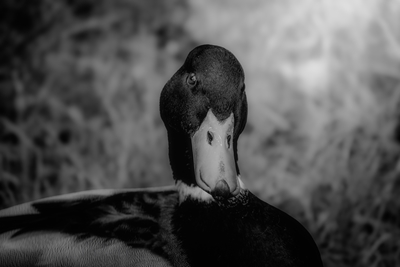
0 44 323 266
0 187 321 267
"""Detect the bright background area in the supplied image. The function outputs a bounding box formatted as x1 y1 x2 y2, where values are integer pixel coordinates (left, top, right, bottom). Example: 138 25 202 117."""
1 0 400 266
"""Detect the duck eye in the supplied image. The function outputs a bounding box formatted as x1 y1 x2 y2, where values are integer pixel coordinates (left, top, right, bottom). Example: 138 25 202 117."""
187 73 197 86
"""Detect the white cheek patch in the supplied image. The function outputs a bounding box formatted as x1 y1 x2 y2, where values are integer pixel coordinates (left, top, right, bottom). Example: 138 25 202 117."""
176 181 214 204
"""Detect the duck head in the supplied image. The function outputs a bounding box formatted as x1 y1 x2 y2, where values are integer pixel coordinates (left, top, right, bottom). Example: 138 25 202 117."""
160 45 247 203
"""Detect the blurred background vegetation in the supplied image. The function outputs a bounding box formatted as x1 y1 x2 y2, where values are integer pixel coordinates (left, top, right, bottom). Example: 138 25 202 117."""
1 0 400 266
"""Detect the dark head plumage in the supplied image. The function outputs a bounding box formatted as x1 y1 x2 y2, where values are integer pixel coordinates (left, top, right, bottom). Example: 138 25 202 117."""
160 44 247 137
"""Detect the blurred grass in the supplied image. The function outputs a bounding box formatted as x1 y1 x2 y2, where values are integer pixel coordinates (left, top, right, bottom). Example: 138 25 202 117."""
0 0 194 205
1 0 400 266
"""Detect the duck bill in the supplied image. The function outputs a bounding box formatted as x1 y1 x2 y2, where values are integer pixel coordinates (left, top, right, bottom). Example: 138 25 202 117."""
191 110 240 199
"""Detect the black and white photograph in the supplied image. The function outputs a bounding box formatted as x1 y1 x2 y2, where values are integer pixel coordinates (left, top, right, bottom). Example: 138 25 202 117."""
0 1 399 266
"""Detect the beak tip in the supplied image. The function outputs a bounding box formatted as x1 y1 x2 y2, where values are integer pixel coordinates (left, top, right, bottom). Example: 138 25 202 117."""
211 179 232 200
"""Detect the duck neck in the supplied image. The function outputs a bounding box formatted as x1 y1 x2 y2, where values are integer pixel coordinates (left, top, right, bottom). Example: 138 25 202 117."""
166 130 214 203
166 130 196 187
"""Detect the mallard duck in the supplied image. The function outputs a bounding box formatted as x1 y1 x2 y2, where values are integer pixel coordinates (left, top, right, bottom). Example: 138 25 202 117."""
0 45 323 267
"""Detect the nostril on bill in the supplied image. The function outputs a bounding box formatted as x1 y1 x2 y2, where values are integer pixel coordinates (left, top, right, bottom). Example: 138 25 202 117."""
226 134 231 149
207 131 214 145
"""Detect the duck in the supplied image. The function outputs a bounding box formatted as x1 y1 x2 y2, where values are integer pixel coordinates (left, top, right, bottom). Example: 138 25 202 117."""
0 44 323 267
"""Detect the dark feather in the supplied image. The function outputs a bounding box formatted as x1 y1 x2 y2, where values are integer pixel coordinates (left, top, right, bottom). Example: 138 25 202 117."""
0 189 181 262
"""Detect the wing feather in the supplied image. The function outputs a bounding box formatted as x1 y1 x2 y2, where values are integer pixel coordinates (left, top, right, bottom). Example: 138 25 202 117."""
0 188 183 266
